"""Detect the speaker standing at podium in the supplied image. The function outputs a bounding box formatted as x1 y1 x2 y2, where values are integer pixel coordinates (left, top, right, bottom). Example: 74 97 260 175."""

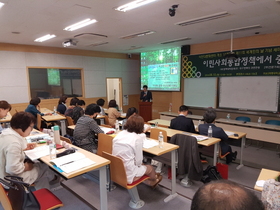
140 85 153 102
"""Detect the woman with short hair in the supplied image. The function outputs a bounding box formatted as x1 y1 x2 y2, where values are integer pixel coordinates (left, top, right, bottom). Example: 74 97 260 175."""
73 103 104 153
107 99 121 127
0 112 56 189
57 95 68 114
112 115 162 187
0 100 12 132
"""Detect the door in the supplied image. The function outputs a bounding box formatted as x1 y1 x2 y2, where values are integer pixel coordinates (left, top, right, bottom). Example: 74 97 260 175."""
106 78 123 110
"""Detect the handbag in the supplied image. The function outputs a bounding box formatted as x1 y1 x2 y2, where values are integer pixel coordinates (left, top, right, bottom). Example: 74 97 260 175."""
0 175 40 210
261 179 280 210
201 165 223 183
216 162 228 179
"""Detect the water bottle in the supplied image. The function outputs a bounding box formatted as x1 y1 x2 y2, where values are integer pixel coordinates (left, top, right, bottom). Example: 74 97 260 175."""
158 132 164 148
169 103 172 112
49 138 56 159
227 114 231 121
53 106 57 115
208 126 213 138
52 125 60 145
115 120 119 132
155 122 158 128
258 117 262 125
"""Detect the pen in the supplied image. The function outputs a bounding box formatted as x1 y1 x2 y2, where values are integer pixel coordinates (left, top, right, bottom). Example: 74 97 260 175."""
60 161 74 167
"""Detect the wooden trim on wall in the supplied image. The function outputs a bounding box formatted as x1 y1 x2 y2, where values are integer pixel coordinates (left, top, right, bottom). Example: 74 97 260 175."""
0 42 140 60
191 32 280 55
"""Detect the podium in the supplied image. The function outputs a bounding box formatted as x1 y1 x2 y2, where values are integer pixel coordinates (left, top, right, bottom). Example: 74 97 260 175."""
139 102 152 122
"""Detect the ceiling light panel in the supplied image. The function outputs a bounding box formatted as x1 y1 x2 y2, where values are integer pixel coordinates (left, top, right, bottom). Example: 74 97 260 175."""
34 34 56 42
161 37 191 44
115 0 158 12
0 2 4 9
89 42 109 47
64 19 97 31
214 25 262 35
175 11 229 26
120 30 155 39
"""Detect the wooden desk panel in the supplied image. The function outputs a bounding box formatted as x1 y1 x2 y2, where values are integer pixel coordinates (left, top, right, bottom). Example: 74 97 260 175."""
254 168 280 191
40 145 110 179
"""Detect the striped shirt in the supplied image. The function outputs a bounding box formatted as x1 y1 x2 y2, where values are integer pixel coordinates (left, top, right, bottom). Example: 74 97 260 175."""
73 115 104 153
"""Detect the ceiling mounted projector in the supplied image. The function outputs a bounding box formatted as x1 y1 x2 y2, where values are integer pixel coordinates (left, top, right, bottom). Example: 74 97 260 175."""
62 39 78 47
225 33 238 60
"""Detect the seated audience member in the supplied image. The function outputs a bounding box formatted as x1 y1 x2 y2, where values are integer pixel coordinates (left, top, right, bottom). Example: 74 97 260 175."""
25 97 51 129
122 107 150 132
0 112 57 190
0 100 12 133
191 180 264 210
73 103 104 153
57 95 68 114
198 108 237 164
64 97 79 118
96 98 106 116
107 99 121 127
112 115 162 188
169 105 195 133
72 99 86 124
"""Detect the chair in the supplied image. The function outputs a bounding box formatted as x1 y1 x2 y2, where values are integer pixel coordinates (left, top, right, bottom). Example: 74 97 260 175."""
0 184 63 210
97 133 113 156
60 136 72 144
102 151 149 209
104 115 110 125
265 120 280 126
150 128 167 142
66 116 74 126
235 116 251 122
36 113 42 131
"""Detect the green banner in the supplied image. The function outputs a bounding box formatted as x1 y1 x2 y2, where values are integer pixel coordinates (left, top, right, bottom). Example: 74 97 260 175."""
182 46 280 78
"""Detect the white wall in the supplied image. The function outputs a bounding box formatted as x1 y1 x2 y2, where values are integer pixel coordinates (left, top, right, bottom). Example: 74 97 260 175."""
0 51 140 104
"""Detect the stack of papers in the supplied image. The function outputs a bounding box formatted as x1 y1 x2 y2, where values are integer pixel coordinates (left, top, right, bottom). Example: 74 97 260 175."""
143 138 159 148
50 152 95 173
100 127 116 134
225 131 234 136
192 135 208 141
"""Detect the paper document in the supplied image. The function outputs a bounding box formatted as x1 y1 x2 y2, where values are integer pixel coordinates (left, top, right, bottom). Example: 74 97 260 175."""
26 133 50 143
100 127 116 133
192 135 208 141
50 152 95 174
24 145 50 161
225 131 235 136
143 138 159 148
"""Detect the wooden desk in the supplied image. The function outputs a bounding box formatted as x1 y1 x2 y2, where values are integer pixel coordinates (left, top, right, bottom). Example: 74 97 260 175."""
216 118 280 144
147 127 221 166
254 168 280 191
159 112 203 125
149 119 247 169
40 144 110 210
143 140 179 202
41 108 67 136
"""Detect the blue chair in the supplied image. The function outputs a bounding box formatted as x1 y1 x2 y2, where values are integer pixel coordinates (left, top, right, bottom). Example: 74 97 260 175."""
235 116 251 122
265 120 280 126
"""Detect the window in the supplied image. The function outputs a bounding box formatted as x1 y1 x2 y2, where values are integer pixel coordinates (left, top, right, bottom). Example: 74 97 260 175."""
28 68 83 99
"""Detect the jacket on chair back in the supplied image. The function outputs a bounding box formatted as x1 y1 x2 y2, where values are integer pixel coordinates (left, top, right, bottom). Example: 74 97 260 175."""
170 134 203 181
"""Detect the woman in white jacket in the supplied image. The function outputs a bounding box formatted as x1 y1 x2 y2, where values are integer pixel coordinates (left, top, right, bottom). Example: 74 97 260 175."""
0 112 56 189
112 114 162 188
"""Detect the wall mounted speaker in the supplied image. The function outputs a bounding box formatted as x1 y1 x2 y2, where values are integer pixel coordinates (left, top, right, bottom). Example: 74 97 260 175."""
181 45 190 55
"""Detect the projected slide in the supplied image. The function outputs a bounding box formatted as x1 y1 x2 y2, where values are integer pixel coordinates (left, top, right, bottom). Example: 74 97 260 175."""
141 47 181 91
47 68 61 86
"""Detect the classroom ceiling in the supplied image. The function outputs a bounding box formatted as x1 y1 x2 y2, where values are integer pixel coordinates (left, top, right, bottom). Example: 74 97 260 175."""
0 0 280 54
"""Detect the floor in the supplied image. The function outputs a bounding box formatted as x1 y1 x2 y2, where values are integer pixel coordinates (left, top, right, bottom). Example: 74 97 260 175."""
0 140 278 210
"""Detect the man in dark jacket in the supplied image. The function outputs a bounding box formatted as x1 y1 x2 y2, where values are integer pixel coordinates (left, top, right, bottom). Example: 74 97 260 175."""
198 108 237 164
169 105 195 133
